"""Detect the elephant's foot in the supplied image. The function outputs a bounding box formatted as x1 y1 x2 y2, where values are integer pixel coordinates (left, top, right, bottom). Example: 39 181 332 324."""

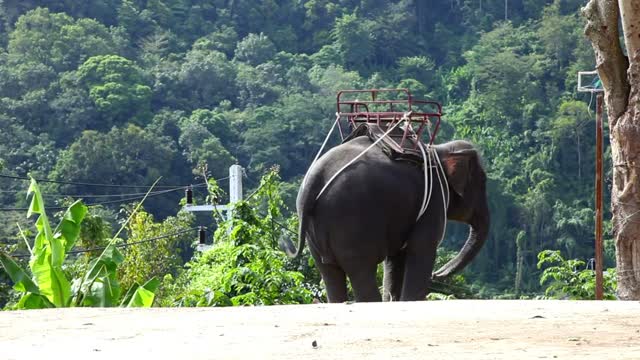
382 290 400 302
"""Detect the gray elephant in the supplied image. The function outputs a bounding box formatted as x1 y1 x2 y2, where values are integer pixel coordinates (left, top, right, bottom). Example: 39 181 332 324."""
282 135 489 302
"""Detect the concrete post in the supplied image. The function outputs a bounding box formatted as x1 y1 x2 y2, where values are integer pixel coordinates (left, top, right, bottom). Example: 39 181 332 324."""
184 164 244 250
228 164 243 220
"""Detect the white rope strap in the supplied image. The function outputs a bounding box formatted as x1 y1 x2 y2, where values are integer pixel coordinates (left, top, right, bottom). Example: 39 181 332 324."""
429 144 451 245
301 113 341 188
315 112 411 201
416 140 432 220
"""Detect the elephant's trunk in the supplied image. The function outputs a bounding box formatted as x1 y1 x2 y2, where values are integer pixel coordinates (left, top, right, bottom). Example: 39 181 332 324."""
433 200 490 279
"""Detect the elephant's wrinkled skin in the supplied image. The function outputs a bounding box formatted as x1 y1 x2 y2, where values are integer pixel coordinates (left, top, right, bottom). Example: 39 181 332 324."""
282 137 489 302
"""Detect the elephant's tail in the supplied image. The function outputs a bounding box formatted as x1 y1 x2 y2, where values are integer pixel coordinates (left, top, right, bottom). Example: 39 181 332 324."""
279 210 307 258
281 161 324 258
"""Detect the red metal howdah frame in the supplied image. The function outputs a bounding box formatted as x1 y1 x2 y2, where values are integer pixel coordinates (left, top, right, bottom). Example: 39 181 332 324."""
336 88 442 146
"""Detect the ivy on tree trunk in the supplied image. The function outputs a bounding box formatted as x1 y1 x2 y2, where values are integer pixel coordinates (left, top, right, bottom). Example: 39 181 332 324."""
583 0 640 299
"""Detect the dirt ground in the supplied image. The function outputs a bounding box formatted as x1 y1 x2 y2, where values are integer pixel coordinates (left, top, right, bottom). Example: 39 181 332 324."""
1 300 639 359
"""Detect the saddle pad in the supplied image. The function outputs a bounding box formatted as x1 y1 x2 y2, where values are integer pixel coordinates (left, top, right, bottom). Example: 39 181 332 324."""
343 123 424 164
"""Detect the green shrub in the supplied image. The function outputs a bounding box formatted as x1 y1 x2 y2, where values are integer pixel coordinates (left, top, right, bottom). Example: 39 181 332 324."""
537 250 617 300
165 169 314 306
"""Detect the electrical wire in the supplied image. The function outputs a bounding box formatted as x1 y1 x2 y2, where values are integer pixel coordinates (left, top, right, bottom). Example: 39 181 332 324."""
6 227 201 259
0 174 232 210
0 183 207 198
0 186 185 211
0 173 230 189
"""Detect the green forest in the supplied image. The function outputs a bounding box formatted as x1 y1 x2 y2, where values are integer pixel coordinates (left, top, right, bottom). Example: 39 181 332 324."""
0 0 615 307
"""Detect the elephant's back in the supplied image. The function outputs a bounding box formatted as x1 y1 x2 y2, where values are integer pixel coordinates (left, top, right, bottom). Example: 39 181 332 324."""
313 137 424 198
309 137 424 261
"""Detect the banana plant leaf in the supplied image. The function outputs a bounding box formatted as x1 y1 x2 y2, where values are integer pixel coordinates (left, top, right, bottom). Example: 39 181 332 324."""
0 252 40 294
120 277 160 308
77 244 123 307
27 179 71 307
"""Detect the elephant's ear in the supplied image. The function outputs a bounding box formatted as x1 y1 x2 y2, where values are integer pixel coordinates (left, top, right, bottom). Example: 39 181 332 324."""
442 149 477 198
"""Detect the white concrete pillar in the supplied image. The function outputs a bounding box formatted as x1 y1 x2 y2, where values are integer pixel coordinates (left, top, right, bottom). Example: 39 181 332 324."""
228 164 243 220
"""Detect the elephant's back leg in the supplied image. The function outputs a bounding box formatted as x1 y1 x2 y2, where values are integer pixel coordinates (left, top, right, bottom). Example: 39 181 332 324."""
345 264 382 302
305 220 348 303
330 226 386 303
315 263 348 303
314 217 385 302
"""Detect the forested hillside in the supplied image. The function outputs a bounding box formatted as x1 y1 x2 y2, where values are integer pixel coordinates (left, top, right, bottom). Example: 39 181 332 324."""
0 0 607 298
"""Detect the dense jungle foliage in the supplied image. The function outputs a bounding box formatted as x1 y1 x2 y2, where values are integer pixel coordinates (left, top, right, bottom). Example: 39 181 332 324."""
0 0 614 305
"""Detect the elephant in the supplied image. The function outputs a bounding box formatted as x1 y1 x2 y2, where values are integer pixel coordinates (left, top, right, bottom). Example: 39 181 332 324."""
281 134 490 302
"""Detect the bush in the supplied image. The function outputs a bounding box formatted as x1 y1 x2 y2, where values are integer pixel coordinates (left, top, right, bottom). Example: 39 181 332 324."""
164 168 315 306
537 250 617 300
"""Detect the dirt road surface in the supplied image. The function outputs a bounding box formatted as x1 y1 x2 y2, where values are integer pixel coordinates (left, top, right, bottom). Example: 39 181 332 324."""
1 300 639 359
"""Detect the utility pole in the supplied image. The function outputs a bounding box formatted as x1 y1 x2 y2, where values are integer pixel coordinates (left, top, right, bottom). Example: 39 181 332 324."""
504 0 508 20
578 70 604 300
184 164 244 251
594 94 604 300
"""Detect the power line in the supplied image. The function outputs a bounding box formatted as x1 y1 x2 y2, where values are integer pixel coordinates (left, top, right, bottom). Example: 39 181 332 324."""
0 186 186 211
0 174 230 189
0 183 207 198
6 227 201 259
0 174 233 211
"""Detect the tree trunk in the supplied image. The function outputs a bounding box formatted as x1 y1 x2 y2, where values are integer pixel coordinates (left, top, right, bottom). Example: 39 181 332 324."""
583 0 640 299
515 231 525 296
577 132 581 181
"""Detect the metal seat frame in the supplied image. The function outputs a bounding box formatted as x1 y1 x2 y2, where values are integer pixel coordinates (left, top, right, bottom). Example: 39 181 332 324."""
336 88 442 147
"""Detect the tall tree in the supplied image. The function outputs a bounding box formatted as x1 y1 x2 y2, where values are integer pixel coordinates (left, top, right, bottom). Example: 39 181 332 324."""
8 7 122 72
178 48 237 109
73 55 153 128
583 0 640 299
330 12 373 70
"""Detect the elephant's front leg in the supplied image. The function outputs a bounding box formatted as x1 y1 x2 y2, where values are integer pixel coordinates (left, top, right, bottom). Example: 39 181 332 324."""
383 252 405 301
400 253 437 300
400 217 443 301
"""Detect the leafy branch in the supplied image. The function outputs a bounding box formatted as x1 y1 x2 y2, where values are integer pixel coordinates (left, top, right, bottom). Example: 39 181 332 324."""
537 250 617 300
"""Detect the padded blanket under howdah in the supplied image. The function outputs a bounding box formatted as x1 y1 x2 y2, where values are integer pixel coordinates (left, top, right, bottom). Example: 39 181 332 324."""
343 123 425 164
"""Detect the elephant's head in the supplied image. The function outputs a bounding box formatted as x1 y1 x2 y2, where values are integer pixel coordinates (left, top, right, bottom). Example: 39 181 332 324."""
432 140 490 280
